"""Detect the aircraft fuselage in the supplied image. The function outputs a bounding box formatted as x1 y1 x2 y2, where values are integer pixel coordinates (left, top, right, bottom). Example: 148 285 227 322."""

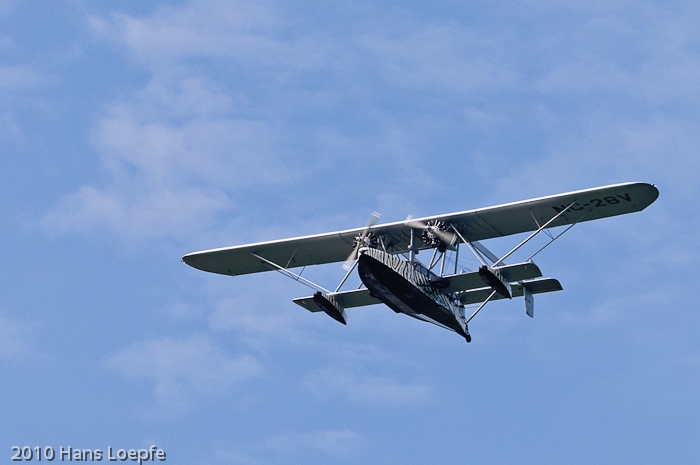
357 249 470 341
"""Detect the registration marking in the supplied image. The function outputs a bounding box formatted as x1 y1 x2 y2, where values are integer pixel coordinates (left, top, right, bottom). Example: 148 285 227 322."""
553 193 632 213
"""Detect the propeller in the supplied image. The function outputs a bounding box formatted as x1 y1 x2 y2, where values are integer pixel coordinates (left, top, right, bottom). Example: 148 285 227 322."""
342 212 381 270
403 217 457 252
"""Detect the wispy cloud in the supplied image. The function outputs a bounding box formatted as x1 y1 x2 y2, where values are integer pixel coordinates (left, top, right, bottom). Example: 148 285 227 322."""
204 428 362 464
359 22 518 95
207 286 431 407
89 0 285 65
42 96 295 241
40 2 517 245
0 313 36 362
0 64 43 89
0 111 24 145
0 0 12 18
43 1 318 244
207 289 322 347
105 334 263 411
42 0 700 246
299 341 431 406
304 367 428 406
262 429 362 459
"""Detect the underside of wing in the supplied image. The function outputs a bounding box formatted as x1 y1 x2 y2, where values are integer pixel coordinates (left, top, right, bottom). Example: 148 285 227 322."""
182 230 359 276
183 182 658 276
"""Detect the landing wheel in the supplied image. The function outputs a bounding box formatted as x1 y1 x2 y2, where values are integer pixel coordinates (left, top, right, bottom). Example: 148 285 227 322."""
465 327 472 343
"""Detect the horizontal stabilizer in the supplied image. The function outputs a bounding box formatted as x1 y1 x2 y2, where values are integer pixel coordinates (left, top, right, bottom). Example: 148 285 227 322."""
459 278 562 305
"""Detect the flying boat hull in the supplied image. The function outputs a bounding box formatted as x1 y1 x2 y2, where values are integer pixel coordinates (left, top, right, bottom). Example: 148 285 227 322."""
357 250 470 340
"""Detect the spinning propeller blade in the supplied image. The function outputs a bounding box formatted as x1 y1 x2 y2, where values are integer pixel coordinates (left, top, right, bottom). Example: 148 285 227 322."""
404 218 457 250
342 212 381 270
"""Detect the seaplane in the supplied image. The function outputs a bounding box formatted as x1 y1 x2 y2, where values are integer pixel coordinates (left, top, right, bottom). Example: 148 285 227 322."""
182 182 658 342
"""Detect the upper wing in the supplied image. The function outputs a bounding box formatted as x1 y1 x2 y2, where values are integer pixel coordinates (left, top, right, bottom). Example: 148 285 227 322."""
182 182 658 276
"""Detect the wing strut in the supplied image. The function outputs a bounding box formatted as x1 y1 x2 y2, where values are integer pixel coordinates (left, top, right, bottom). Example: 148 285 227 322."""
250 253 330 293
335 258 358 292
472 241 499 264
408 228 417 263
450 226 488 266
466 290 498 324
493 200 578 266
525 210 591 262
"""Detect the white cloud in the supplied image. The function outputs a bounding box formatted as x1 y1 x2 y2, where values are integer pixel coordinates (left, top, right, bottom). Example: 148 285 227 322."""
208 285 431 407
45 1 321 244
0 111 24 145
0 0 11 17
484 112 700 209
88 0 319 71
304 342 431 407
45 0 700 252
210 299 296 336
44 184 227 241
304 365 428 406
105 334 263 410
205 429 362 464
0 64 42 89
43 97 295 241
0 37 13 53
359 23 518 95
208 289 322 347
262 429 362 459
40 3 519 244
0 314 35 361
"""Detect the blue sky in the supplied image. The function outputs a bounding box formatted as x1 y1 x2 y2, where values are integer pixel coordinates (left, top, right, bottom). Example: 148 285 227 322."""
1 0 699 463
